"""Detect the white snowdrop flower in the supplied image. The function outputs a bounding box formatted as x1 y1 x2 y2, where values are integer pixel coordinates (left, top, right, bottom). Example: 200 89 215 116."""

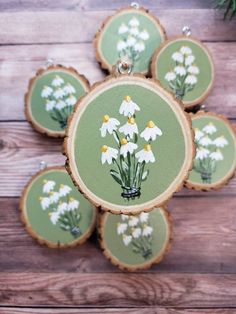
129 27 139 36
213 136 228 148
185 55 195 66
100 115 120 137
120 138 138 158
172 52 184 63
128 216 139 227
117 40 127 51
180 46 192 55
185 75 198 85
135 144 155 163
68 198 79 211
55 100 67 110
39 197 51 210
58 202 68 214
140 120 162 142
139 30 149 40
174 66 186 76
121 214 129 221
139 212 149 223
194 128 204 141
63 83 76 95
202 123 217 135
43 180 56 193
101 145 118 165
134 41 145 52
195 147 210 160
143 225 153 236
49 192 60 204
132 227 142 238
119 95 140 117
49 211 60 225
210 149 224 161
51 75 64 87
187 65 199 75
59 184 72 197
126 36 136 47
128 17 140 27
117 223 128 235
65 95 77 106
54 88 65 100
119 117 138 139
165 71 176 82
46 100 55 111
199 136 212 147
123 234 132 246
118 23 129 34
41 86 53 98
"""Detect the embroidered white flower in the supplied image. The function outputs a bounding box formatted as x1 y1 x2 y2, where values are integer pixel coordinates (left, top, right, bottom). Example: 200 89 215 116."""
121 214 129 221
195 147 210 160
126 36 136 47
58 202 68 214
202 123 217 135
101 145 118 165
46 100 55 111
51 75 64 87
128 216 139 227
129 27 139 36
174 66 186 76
120 139 138 158
63 83 76 95
172 52 184 63
100 115 120 137
185 75 198 85
210 149 223 161
134 41 145 52
128 17 140 27
49 192 60 204
43 180 56 193
55 100 66 110
65 95 77 106
180 46 192 55
117 223 128 235
123 234 132 246
135 144 155 163
139 212 149 223
140 120 162 141
199 136 212 147
187 65 200 75
49 211 60 225
40 197 51 210
41 86 53 98
194 128 204 141
143 225 153 236
53 88 65 99
59 184 72 197
185 55 195 66
117 40 127 51
139 30 149 40
119 96 140 117
119 117 138 139
118 23 129 34
68 198 79 211
132 227 142 238
213 136 228 148
165 71 176 82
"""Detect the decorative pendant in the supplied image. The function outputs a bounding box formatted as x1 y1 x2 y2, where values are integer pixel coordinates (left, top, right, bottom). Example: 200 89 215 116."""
25 64 90 137
20 166 97 248
98 207 172 271
94 3 166 75
151 27 214 109
185 111 236 190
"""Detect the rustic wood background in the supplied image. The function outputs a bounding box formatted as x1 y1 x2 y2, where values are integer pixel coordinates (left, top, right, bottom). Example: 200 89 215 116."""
1 0 236 313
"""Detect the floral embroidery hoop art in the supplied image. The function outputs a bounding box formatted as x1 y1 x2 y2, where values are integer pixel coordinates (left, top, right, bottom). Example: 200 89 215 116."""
98 206 172 271
19 166 97 248
185 111 236 191
25 65 90 137
94 6 166 75
151 36 215 109
64 73 195 214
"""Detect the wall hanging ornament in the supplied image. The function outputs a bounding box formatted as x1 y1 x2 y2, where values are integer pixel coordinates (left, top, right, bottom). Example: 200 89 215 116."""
98 206 172 271
25 62 90 137
94 2 166 75
151 26 215 110
185 111 236 191
64 61 195 215
19 165 97 248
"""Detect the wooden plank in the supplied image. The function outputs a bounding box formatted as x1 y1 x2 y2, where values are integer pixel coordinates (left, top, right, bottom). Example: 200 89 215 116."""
0 196 236 273
1 42 236 121
0 10 236 45
1 272 236 307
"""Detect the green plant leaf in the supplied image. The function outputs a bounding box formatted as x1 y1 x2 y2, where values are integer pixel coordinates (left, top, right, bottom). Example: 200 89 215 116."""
134 133 138 143
110 169 122 185
142 170 149 181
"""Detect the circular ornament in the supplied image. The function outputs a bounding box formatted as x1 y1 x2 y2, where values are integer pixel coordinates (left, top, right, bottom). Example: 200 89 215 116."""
20 166 97 248
65 74 194 214
186 111 236 190
98 207 172 271
94 6 166 75
25 65 90 137
151 36 214 109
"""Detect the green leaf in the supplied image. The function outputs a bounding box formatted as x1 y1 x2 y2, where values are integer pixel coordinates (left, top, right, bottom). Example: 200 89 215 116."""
121 160 129 172
142 170 149 182
134 133 138 143
113 131 120 146
110 169 122 185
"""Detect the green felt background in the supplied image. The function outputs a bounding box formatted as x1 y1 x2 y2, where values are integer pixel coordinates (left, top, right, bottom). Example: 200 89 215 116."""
74 84 186 207
103 208 169 265
189 116 236 184
25 169 95 245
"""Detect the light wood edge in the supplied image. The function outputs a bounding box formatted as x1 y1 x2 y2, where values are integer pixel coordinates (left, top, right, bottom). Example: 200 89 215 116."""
97 206 173 272
63 72 196 215
185 110 236 191
19 166 97 249
150 36 215 110
24 64 90 138
93 6 167 76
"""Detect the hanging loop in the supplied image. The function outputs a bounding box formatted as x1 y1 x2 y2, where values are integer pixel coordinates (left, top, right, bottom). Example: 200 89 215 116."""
130 2 140 9
182 26 192 37
116 58 133 75
45 58 54 68
39 161 47 171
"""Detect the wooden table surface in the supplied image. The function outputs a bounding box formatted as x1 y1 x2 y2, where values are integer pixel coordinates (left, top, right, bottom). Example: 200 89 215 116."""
1 1 236 313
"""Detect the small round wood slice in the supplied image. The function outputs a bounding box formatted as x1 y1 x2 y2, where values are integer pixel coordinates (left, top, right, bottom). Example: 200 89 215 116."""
151 36 215 109
65 74 195 214
94 6 166 75
98 207 172 271
25 65 90 137
185 111 236 191
19 166 97 248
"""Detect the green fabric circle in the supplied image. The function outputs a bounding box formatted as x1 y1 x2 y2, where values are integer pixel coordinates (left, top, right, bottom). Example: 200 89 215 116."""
188 115 236 185
103 208 169 266
24 169 95 245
